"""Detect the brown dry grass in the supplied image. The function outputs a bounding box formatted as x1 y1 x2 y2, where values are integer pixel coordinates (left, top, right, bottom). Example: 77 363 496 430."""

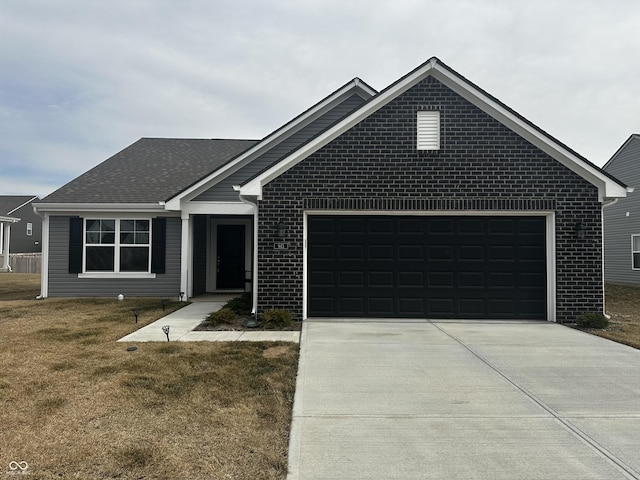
0 274 299 479
589 283 640 349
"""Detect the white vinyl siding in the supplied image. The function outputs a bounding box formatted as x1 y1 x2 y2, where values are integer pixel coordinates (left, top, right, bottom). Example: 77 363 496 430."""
417 110 440 150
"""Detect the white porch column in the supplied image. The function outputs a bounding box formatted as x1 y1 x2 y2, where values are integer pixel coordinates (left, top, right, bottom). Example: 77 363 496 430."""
180 214 191 300
2 222 11 271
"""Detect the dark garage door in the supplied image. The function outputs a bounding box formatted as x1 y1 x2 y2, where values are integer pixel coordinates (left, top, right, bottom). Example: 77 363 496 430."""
307 215 546 319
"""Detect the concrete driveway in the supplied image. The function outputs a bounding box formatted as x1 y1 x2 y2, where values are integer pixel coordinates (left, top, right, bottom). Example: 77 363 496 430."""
287 321 640 479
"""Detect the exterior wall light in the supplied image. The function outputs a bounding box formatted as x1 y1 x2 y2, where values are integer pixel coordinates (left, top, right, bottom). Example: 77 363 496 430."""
277 220 287 238
575 221 586 240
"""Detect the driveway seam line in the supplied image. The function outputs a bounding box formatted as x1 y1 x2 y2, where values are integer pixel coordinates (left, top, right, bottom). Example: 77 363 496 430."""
431 321 640 480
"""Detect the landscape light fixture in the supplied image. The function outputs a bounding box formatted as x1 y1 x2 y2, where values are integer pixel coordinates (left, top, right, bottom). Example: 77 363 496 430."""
179 291 185 302
277 220 286 238
161 298 168 311
243 316 259 328
162 325 170 342
132 308 139 323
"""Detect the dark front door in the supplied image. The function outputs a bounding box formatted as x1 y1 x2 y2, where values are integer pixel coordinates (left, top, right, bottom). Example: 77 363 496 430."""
217 224 245 289
307 215 547 320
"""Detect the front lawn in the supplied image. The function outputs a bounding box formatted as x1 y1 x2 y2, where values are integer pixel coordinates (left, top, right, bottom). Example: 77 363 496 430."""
0 274 298 479
591 283 640 349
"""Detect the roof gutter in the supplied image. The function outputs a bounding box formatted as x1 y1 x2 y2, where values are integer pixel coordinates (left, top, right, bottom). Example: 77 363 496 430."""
32 202 166 215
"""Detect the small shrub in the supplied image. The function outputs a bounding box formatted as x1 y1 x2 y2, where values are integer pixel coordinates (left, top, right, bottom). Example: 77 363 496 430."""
259 309 294 330
206 307 238 326
577 312 609 329
225 292 252 315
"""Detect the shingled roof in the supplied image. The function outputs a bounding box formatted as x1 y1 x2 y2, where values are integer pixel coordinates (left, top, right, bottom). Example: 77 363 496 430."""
0 195 38 215
40 138 258 204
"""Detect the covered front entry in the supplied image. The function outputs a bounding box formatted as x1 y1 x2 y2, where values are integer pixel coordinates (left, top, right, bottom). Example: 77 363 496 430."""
191 215 252 295
307 215 547 320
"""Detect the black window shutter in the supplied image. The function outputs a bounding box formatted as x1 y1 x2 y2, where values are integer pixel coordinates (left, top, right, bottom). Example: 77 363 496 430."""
151 217 166 274
69 217 83 273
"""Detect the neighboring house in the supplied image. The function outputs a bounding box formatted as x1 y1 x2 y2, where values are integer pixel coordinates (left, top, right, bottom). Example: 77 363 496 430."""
603 134 640 285
33 57 629 323
0 195 41 254
0 214 20 272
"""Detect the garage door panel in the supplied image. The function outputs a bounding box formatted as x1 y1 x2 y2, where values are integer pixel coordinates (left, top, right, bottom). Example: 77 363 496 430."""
309 297 335 316
459 272 484 288
428 218 454 234
368 218 394 234
339 244 364 260
369 297 394 315
340 297 365 314
369 271 394 287
489 298 515 315
398 245 425 260
428 245 453 260
310 244 334 260
459 298 485 316
310 270 335 287
399 297 425 315
428 297 455 316
339 218 365 234
459 245 484 261
339 271 364 286
308 215 547 320
398 218 425 234
369 244 394 260
398 271 424 287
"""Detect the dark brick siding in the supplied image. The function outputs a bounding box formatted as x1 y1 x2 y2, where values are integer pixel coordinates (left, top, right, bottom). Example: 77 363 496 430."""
257 76 602 322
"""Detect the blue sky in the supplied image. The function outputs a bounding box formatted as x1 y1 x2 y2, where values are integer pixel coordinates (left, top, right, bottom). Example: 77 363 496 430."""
2 0 640 198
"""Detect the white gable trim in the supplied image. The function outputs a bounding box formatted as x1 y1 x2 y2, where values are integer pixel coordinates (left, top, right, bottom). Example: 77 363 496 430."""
164 79 377 210
240 58 628 202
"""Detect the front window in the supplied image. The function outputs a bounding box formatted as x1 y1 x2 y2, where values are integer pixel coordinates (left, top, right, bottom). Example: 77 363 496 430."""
633 235 640 270
85 219 150 272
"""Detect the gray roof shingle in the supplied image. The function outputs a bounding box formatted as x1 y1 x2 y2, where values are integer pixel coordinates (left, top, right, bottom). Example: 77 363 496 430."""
0 195 38 215
40 138 258 204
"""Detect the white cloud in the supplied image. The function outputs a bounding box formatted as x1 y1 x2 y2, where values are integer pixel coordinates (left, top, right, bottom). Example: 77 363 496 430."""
2 0 640 196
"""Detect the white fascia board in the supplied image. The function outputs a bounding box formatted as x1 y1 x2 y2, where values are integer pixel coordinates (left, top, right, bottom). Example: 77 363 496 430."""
7 195 39 216
165 80 377 210
32 203 166 214
181 201 254 215
0 215 20 223
430 66 628 201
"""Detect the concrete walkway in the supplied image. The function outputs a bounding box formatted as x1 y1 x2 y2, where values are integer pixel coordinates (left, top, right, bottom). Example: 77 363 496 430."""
117 301 300 343
288 321 640 479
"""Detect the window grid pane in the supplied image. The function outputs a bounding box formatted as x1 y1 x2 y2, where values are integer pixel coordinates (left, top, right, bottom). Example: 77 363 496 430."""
86 219 116 245
83 219 151 273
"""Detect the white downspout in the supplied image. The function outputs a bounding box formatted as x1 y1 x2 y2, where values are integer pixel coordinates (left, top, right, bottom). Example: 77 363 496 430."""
237 190 259 317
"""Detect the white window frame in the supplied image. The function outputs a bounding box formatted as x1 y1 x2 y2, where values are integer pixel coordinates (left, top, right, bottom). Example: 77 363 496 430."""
417 110 440 150
26 222 33 236
632 235 640 270
79 216 155 278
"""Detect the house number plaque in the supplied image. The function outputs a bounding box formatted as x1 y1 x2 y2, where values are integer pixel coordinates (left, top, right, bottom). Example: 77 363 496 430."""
274 242 288 250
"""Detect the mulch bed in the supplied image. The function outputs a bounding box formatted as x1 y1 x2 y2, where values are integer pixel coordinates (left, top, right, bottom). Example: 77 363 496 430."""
194 315 302 332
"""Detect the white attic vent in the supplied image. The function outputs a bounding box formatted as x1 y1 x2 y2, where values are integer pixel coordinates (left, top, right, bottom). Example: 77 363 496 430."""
417 110 440 150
